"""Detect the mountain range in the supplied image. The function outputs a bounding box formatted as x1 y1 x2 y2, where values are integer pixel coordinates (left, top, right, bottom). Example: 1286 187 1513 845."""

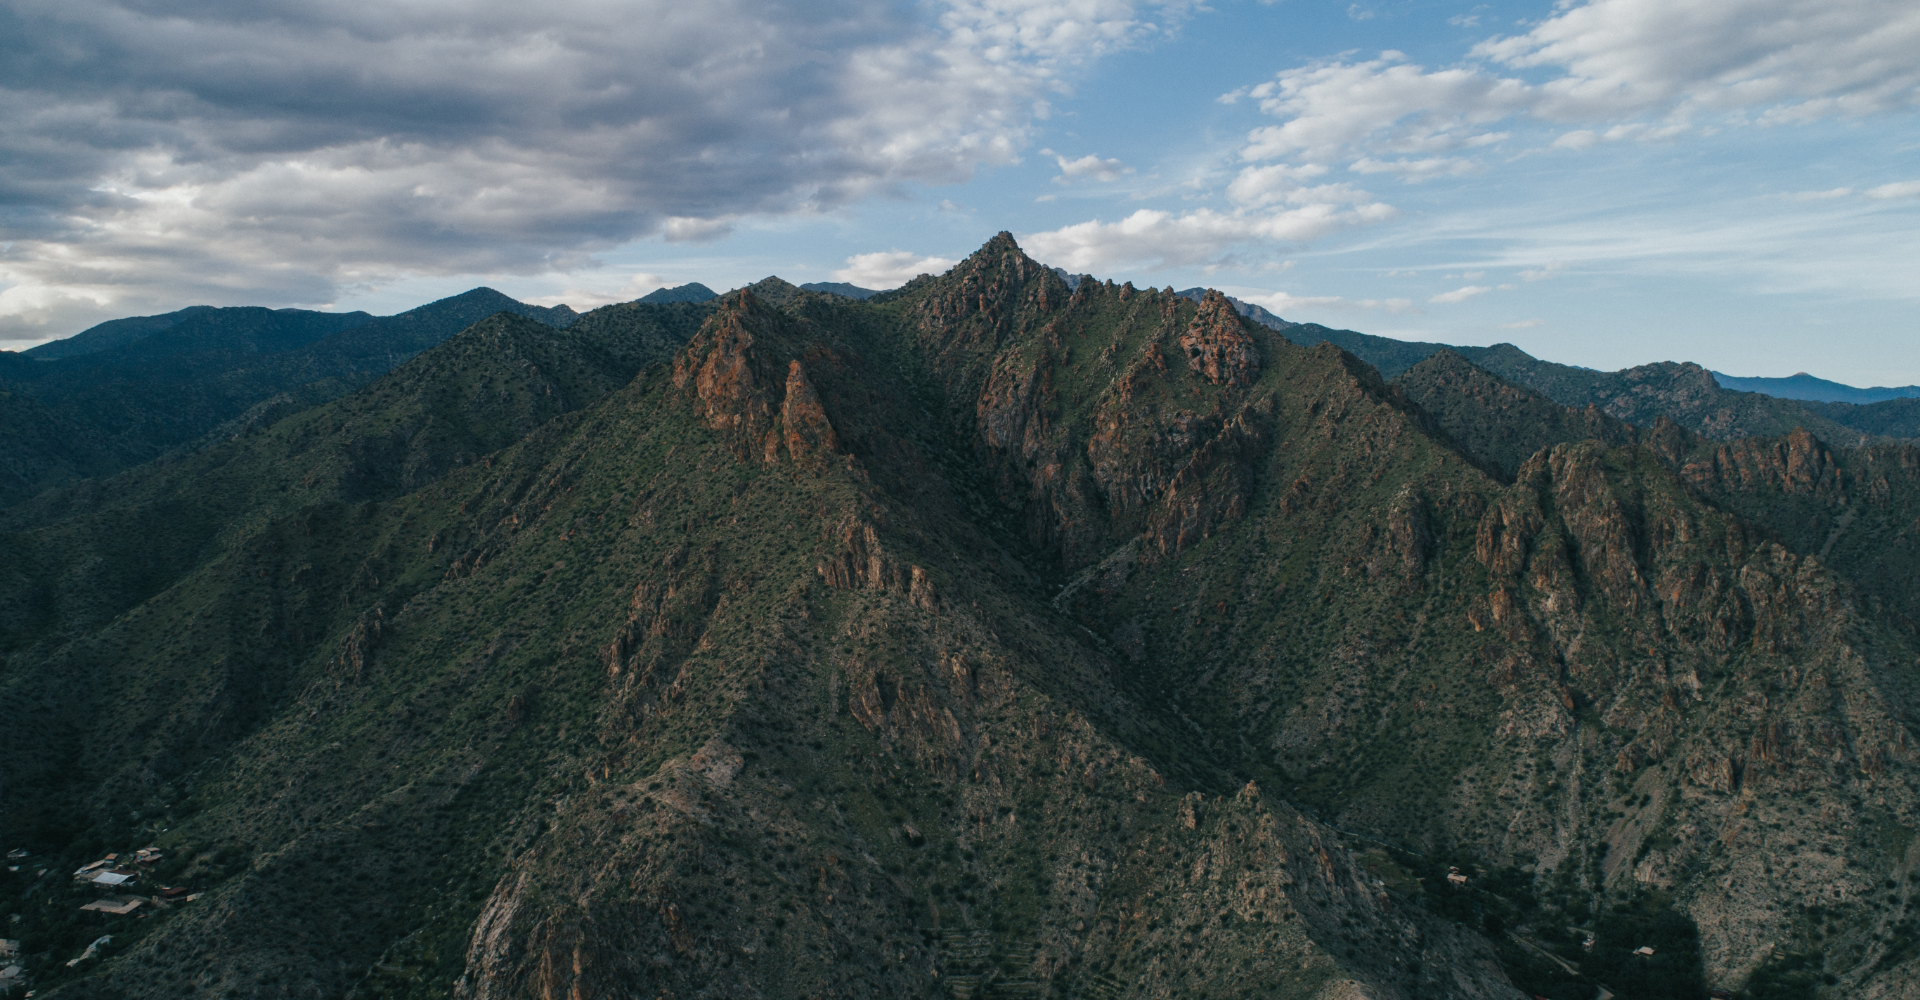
2 235 1918 1000
1712 372 1920 405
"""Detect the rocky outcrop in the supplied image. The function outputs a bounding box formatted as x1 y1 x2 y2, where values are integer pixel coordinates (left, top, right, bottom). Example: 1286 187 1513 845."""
779 360 839 462
1178 290 1260 386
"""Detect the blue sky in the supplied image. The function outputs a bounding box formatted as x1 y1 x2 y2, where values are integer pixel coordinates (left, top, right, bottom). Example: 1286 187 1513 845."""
2 0 1916 384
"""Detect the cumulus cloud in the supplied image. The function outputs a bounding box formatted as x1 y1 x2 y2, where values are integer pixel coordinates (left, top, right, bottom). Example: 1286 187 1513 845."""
0 0 1194 337
1232 0 1920 173
1429 284 1491 303
1050 152 1132 183
831 251 961 289
1023 202 1396 272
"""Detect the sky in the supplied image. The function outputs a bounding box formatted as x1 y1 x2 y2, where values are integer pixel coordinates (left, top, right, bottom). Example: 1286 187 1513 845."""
1 0 1916 384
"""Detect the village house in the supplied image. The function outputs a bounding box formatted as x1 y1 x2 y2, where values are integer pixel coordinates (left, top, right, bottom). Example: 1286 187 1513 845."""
79 897 143 916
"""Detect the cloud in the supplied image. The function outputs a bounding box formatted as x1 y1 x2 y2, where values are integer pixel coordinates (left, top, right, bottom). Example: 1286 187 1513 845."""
1348 156 1481 181
1051 152 1132 183
831 251 960 289
1023 202 1397 272
1867 180 1920 199
1499 318 1542 329
1519 261 1567 281
1429 284 1491 303
0 0 1196 338
1237 290 1417 315
1234 0 1920 172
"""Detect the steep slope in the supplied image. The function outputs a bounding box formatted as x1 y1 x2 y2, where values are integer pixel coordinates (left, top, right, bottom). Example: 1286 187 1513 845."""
1802 397 1920 441
4 236 1919 1000
0 281 1520 1000
0 290 586 506
1395 349 1641 480
0 302 707 660
1399 347 1920 692
1266 324 1874 447
1460 345 1867 445
880 238 1920 997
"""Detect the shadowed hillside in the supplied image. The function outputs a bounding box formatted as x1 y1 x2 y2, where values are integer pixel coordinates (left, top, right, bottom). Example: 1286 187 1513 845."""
2 237 1918 1000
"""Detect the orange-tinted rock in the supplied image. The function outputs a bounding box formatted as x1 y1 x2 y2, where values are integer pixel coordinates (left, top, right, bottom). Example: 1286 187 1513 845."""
780 360 839 461
1178 290 1260 386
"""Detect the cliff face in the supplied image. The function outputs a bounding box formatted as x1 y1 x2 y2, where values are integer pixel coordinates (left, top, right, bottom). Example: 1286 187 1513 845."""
3 235 1918 1000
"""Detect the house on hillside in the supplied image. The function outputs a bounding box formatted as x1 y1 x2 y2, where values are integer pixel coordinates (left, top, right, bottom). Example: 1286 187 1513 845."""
79 897 143 915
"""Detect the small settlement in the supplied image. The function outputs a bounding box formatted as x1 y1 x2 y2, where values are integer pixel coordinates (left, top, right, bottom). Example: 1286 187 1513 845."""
0 842 201 991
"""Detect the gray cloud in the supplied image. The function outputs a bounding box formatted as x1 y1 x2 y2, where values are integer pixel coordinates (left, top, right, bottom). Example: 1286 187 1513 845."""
0 0 1192 340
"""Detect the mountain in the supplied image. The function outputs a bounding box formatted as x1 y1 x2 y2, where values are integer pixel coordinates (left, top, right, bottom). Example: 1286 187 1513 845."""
3 236 1920 1000
21 306 222 360
637 282 720 304
1174 288 1296 335
798 281 881 299
1799 397 1920 441
0 288 598 506
1394 349 1641 480
1714 371 1920 404
1254 325 1882 447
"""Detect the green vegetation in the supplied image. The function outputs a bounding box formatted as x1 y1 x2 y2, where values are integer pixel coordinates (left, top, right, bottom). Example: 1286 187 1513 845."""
2 234 1917 999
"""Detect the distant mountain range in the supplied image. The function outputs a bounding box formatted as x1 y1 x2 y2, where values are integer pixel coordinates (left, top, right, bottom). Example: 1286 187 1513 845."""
1712 370 1920 404
636 282 719 304
0 289 601 505
798 281 880 299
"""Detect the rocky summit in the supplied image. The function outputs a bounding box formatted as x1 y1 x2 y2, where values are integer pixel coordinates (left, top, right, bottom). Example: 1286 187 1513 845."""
3 234 1919 1000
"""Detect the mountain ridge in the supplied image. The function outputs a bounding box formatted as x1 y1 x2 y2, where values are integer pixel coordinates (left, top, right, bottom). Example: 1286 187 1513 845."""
3 235 1919 999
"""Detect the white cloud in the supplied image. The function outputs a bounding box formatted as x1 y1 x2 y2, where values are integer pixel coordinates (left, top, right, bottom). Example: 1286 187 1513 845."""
1233 0 1920 175
1052 152 1132 183
1237 290 1417 315
1024 202 1397 272
1499 318 1542 329
1866 180 1920 199
520 272 673 310
1349 156 1481 181
831 251 961 289
1429 284 1491 303
662 217 736 243
1519 261 1568 281
0 0 1197 337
